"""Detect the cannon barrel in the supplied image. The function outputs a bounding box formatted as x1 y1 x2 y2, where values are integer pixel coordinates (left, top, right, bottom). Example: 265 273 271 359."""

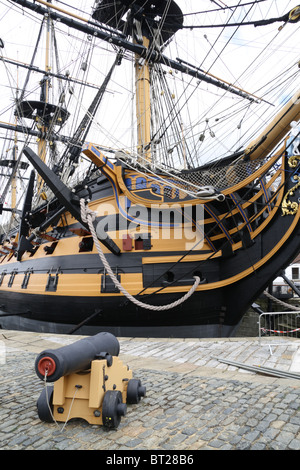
35 332 120 382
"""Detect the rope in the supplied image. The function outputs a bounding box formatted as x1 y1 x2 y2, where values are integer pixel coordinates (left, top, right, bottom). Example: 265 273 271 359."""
60 387 79 433
43 371 80 432
43 371 59 428
80 199 201 311
263 289 300 311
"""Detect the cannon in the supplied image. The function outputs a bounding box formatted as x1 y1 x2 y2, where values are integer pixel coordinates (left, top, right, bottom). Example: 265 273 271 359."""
35 332 120 382
35 332 146 429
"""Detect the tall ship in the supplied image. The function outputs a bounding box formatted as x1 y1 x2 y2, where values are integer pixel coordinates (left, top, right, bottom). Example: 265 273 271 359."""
0 0 300 337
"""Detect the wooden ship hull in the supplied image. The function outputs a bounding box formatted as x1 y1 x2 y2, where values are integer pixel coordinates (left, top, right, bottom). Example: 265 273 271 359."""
1 108 300 336
1 0 300 337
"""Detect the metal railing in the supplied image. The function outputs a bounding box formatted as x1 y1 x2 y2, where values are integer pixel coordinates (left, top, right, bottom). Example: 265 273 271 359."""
258 311 300 354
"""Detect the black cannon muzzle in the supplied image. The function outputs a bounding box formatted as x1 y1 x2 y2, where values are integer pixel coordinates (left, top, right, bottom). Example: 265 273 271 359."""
35 332 120 382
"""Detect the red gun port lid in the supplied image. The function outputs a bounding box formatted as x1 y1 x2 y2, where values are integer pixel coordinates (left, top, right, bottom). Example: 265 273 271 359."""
37 356 56 377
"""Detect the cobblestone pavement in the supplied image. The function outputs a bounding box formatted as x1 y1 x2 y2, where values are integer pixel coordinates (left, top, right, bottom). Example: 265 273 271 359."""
0 331 300 451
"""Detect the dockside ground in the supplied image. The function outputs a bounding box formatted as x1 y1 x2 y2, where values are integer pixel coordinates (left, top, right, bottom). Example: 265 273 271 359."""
0 330 300 451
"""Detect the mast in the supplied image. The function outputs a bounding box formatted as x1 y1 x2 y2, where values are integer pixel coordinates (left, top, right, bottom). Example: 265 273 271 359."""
11 70 19 222
10 0 257 103
37 2 51 195
15 0 69 198
135 37 151 162
0 57 22 228
94 0 184 164
8 0 300 167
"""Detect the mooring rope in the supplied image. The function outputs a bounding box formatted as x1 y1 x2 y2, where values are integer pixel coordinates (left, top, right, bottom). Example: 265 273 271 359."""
263 289 300 311
80 199 201 311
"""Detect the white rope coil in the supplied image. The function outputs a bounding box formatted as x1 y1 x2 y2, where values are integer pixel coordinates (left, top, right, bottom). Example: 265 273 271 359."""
80 199 201 311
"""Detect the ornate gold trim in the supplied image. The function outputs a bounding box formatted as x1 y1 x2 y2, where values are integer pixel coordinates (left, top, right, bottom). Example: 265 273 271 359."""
282 175 300 215
288 155 300 168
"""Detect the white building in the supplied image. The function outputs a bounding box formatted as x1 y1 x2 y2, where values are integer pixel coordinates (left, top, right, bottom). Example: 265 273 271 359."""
272 254 300 298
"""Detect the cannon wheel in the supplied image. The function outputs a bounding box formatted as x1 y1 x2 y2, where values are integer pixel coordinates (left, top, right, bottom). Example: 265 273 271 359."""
37 386 54 423
102 390 127 429
126 379 146 404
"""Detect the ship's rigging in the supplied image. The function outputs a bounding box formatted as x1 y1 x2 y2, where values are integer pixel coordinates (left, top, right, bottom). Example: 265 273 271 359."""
0 0 299 337
0 0 299 234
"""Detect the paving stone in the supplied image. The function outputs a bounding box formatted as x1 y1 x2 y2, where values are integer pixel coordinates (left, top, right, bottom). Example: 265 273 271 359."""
251 441 267 450
124 438 143 448
1 332 300 450
275 430 294 445
181 427 198 436
288 439 300 450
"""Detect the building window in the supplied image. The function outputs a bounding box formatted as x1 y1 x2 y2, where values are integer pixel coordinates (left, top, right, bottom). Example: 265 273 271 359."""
292 267 299 280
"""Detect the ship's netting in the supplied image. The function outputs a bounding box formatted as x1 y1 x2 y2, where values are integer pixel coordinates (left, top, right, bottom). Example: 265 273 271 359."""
122 152 271 198
177 156 267 190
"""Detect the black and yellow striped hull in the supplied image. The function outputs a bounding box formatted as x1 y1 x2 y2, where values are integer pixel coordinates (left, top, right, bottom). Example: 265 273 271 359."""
1 144 300 337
